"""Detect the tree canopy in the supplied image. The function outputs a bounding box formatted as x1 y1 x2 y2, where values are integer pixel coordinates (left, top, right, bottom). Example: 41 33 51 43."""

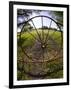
49 11 63 25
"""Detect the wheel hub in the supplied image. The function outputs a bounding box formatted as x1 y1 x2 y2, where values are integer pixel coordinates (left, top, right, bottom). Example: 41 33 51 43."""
41 45 46 48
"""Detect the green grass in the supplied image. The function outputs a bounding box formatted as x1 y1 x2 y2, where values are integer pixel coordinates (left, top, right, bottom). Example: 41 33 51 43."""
18 29 62 47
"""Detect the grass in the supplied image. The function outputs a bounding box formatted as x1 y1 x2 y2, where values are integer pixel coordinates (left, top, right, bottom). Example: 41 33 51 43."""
17 29 63 80
18 29 62 47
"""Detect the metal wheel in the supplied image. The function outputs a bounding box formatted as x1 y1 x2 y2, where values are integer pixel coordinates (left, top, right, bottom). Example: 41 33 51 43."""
18 15 63 79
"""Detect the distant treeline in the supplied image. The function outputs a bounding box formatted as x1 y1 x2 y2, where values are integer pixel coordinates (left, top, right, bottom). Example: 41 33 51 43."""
38 26 57 31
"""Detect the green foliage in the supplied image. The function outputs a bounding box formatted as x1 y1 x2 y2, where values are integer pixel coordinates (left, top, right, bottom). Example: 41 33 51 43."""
17 71 22 80
17 37 28 47
49 11 63 25
53 11 63 24
23 23 33 32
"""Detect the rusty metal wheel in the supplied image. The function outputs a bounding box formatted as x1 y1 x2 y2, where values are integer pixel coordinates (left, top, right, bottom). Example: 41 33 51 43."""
18 15 63 79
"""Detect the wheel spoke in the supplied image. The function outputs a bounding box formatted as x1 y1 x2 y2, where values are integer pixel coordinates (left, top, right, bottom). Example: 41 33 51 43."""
44 33 62 49
30 19 42 44
26 28 42 43
44 20 52 44
41 47 44 71
41 16 44 42
42 48 44 61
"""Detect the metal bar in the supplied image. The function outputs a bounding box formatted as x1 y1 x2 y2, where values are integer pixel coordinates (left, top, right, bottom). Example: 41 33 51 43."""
45 26 60 44
27 29 41 43
41 48 44 70
41 16 44 42
44 20 52 44
30 19 42 44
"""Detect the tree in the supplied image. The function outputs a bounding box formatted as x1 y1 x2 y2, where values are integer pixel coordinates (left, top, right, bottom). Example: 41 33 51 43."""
23 23 33 32
17 9 42 27
49 11 63 25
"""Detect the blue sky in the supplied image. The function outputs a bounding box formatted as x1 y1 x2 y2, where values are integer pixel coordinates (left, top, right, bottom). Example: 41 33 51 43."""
17 10 58 32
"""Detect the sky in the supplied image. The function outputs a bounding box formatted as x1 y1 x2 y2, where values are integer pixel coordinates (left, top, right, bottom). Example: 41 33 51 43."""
17 10 59 32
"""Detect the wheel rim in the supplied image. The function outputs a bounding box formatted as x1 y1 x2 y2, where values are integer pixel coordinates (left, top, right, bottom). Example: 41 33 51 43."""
18 15 63 78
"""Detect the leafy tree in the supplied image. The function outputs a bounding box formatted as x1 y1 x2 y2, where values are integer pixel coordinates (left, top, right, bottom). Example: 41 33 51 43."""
17 9 41 27
23 23 33 32
49 11 63 25
17 9 32 17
